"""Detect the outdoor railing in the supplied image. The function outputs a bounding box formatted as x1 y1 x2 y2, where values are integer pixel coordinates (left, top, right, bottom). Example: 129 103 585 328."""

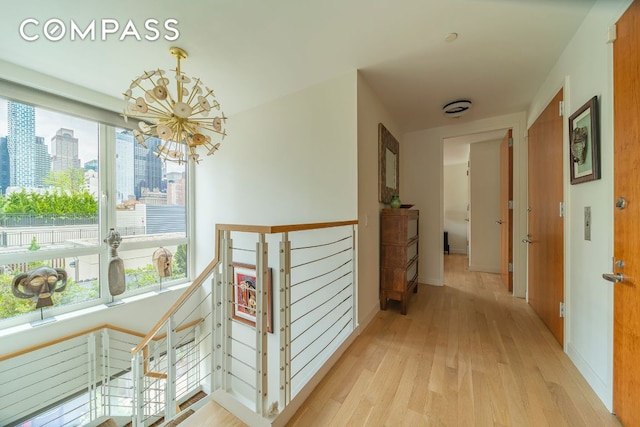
0 213 98 228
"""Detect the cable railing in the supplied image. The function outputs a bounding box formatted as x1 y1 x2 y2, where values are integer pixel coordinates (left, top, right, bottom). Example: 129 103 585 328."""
0 322 203 427
0 219 358 426
129 220 358 426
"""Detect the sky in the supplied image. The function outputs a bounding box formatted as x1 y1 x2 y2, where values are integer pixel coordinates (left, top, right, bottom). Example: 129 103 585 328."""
0 98 183 173
0 99 99 165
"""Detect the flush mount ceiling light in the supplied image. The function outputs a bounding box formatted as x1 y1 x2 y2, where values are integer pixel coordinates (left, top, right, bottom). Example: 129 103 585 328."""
123 46 227 164
442 99 472 118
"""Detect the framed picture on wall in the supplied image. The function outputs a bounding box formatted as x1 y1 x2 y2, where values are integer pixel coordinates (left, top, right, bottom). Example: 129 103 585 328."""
231 262 273 333
569 96 600 184
378 123 400 204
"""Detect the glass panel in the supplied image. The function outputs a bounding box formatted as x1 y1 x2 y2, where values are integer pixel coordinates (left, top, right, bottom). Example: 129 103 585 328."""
0 253 100 321
114 128 186 241
0 99 100 253
119 244 187 294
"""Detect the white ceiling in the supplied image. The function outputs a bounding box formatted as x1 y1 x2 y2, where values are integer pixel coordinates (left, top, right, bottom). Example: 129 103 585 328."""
0 0 595 133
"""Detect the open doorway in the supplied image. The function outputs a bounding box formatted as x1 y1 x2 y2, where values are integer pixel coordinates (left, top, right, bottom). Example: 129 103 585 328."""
443 129 511 277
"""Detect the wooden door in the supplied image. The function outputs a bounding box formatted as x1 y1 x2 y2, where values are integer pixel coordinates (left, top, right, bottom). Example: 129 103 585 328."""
613 1 640 424
527 89 564 346
500 130 513 292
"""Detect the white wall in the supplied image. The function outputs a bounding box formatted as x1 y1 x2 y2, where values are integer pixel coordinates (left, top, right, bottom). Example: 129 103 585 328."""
527 0 633 410
193 72 357 231
469 140 501 272
193 71 358 406
402 112 527 291
443 162 468 254
356 73 402 327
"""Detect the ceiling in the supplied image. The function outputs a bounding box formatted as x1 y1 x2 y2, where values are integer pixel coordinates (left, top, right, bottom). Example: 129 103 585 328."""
0 0 595 133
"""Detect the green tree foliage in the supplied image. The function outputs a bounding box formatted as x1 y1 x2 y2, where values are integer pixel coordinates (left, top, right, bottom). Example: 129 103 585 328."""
0 189 97 217
28 237 40 251
173 244 187 276
0 273 33 318
44 168 86 194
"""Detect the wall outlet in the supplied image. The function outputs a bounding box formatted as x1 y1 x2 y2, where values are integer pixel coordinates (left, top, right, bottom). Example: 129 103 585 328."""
584 206 591 241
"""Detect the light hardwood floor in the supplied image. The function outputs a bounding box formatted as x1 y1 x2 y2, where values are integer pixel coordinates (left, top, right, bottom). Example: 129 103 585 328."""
187 255 621 426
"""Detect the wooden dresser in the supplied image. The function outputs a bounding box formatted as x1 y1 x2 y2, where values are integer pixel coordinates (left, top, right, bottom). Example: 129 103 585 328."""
380 208 419 315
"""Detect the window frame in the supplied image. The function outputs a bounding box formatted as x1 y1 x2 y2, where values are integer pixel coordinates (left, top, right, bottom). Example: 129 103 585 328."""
0 82 193 328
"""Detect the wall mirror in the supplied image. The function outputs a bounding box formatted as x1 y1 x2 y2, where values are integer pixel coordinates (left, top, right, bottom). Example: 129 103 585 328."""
378 123 400 204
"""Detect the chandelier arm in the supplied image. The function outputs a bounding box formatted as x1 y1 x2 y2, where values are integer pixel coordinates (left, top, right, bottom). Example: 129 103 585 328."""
190 105 209 117
140 103 172 118
181 122 200 135
185 78 201 106
130 80 174 116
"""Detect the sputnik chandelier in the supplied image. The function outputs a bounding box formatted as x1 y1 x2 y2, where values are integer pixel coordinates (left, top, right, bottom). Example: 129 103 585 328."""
123 46 227 164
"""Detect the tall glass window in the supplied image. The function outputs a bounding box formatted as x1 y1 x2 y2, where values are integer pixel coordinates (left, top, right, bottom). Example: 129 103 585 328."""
0 96 189 325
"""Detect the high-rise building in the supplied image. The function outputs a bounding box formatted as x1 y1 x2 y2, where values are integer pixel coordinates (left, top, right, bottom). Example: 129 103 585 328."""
115 131 135 204
7 101 37 187
145 137 165 193
167 172 186 206
116 131 168 203
33 136 51 187
51 128 81 171
0 137 9 195
84 159 98 172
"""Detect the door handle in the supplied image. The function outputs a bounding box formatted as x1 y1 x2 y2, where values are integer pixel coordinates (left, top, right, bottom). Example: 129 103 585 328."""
522 234 532 244
496 220 503 224
602 273 624 283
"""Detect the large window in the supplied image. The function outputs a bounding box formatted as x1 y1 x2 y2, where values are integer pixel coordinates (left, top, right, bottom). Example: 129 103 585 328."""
0 95 190 326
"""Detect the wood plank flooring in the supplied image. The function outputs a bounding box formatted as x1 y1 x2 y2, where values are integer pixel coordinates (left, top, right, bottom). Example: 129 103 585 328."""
186 255 621 426
288 255 619 426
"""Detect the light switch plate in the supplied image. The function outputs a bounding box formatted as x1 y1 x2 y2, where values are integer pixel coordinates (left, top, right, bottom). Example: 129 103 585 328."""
585 206 591 241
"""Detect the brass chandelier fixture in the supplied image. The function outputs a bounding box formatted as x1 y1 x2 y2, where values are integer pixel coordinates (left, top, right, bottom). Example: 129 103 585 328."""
123 46 227 164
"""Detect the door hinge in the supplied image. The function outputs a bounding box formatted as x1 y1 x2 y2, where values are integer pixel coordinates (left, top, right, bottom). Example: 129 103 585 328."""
508 262 513 272
559 100 565 117
607 24 617 44
559 201 565 217
508 200 514 210
508 137 513 147
559 302 565 318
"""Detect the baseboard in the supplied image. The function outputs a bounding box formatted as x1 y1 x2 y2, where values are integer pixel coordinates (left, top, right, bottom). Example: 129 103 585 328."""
469 264 500 273
212 390 275 427
420 275 443 286
358 302 379 333
566 342 612 412
449 248 468 255
271 328 359 427
211 328 360 427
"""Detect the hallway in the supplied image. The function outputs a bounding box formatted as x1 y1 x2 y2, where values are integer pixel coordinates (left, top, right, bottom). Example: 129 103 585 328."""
184 254 621 426
287 255 620 426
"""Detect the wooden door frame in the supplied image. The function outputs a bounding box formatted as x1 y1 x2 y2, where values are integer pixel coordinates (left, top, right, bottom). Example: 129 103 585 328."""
438 114 528 298
525 78 571 351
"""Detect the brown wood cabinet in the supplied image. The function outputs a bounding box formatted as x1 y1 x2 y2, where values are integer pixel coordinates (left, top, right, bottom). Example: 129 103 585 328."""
380 208 419 315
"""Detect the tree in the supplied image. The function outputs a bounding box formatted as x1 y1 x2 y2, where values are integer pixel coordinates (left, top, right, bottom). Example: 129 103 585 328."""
28 237 40 251
173 244 187 276
43 169 86 194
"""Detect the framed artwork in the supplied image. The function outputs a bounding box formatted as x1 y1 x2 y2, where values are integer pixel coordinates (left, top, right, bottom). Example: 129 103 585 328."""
378 123 400 204
231 263 272 333
569 96 600 184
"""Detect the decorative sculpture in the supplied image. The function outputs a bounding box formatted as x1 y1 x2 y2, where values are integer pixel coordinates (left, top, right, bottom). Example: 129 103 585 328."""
571 126 588 165
11 266 68 308
105 228 125 296
152 247 173 278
